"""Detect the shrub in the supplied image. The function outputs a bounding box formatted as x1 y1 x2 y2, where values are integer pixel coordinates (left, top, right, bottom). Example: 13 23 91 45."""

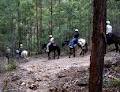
5 60 17 71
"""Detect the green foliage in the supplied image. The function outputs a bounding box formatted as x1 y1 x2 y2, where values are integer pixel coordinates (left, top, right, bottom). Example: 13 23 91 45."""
111 78 120 87
107 0 120 30
0 0 119 54
5 61 17 71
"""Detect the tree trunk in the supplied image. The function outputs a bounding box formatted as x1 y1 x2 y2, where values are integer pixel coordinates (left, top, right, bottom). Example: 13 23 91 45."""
17 0 21 48
89 0 106 92
36 0 39 54
50 0 53 35
39 0 43 54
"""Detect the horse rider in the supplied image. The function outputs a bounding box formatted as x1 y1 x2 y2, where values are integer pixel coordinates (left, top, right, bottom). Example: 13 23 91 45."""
46 35 55 52
69 29 80 48
106 20 112 42
5 47 11 62
19 43 24 56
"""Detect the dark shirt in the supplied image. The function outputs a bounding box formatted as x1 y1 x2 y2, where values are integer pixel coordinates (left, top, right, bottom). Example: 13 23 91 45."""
6 48 11 58
73 31 79 38
19 47 23 55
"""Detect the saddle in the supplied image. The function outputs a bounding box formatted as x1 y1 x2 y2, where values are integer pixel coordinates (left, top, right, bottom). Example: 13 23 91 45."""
50 43 57 47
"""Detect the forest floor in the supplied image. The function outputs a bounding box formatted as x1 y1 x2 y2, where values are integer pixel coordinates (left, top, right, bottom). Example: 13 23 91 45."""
0 51 120 92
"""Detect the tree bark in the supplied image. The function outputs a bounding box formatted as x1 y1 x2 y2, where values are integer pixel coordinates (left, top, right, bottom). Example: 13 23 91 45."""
39 0 43 54
50 0 53 35
36 0 39 54
17 0 21 48
89 0 106 92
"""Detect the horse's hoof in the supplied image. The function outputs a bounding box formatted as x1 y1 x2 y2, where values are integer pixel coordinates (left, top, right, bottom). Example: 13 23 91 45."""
48 57 51 60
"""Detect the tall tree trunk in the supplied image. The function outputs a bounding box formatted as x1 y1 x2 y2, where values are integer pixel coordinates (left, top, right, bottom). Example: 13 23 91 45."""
36 0 39 54
89 0 106 92
58 0 60 33
88 0 92 46
39 0 42 54
17 0 21 48
50 0 53 35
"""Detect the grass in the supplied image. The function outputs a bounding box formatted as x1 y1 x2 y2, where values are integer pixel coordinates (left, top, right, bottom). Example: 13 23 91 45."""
5 60 17 71
111 78 120 87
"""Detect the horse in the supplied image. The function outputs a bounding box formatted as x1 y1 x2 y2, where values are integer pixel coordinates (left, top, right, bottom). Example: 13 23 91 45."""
62 38 88 58
15 49 28 60
41 43 60 59
106 32 120 52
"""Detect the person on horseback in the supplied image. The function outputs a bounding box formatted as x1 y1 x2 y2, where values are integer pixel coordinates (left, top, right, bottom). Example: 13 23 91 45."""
69 29 80 48
19 43 23 55
15 43 24 57
5 47 11 63
106 20 112 43
46 35 55 52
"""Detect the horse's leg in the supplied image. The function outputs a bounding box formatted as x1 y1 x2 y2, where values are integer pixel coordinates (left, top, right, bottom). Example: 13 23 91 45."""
115 43 119 52
7 56 10 64
57 52 59 59
82 46 86 56
80 47 84 56
48 52 50 60
69 48 72 58
57 50 59 59
73 48 75 57
83 49 85 56
53 50 55 59
80 51 82 56
79 45 83 56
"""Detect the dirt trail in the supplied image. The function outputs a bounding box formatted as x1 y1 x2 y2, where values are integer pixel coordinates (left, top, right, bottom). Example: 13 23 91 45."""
16 55 90 92
0 51 120 92
21 55 90 74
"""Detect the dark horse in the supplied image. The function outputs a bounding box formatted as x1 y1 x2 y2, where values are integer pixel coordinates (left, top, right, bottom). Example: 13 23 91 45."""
62 38 88 58
106 32 120 52
42 43 60 59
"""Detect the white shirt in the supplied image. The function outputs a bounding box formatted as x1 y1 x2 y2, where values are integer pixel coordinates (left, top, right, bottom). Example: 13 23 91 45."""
106 24 112 34
50 37 54 43
6 48 11 53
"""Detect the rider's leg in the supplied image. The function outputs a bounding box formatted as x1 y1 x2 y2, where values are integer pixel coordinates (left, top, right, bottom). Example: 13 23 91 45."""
69 48 72 58
69 38 75 48
48 52 51 59
73 38 78 47
53 50 56 59
46 42 51 52
73 48 75 57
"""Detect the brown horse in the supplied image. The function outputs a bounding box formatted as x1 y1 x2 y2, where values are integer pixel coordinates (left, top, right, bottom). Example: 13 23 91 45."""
106 32 120 52
42 43 60 59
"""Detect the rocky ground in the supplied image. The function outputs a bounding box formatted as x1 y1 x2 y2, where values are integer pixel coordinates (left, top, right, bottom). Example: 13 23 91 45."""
0 52 120 92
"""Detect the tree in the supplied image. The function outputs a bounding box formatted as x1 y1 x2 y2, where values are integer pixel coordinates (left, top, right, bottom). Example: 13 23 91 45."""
35 0 39 54
89 0 106 92
50 0 53 35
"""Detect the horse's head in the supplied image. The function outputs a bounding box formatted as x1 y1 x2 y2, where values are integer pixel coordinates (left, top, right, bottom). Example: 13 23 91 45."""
62 40 69 47
41 43 47 49
41 43 47 53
